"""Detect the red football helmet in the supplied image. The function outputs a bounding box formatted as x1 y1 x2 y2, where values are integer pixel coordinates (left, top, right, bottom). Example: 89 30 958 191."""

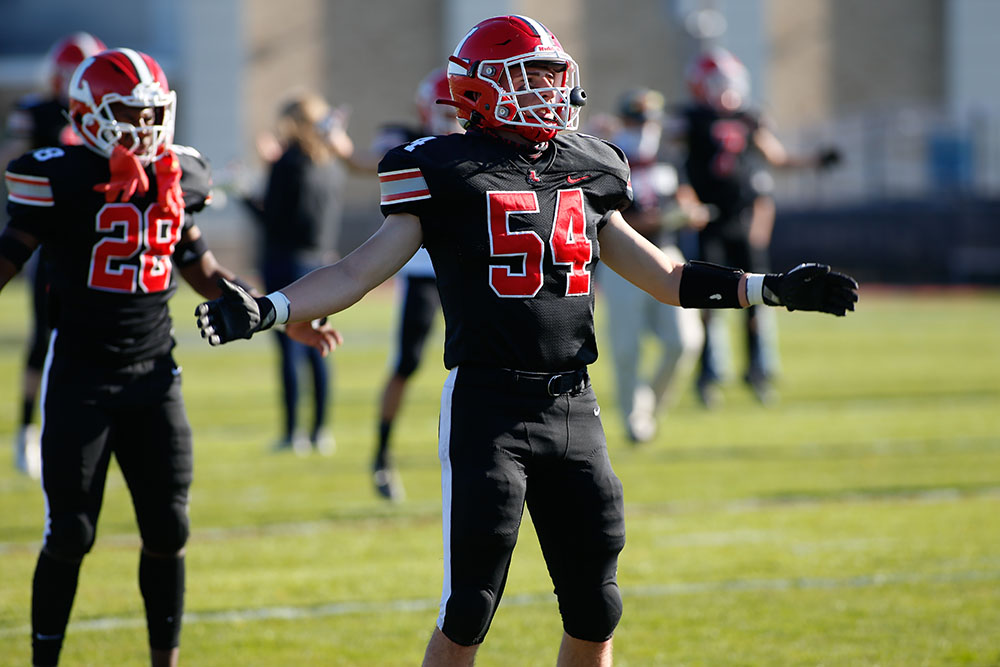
415 68 460 136
446 15 585 143
685 47 750 112
45 32 106 100
67 48 176 165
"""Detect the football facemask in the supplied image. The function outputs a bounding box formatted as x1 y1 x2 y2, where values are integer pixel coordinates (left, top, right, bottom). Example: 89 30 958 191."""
68 48 176 165
447 15 585 143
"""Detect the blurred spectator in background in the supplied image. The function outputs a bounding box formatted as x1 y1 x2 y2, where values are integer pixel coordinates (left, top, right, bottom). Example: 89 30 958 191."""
248 90 354 454
668 47 840 407
0 32 105 478
595 88 708 443
347 68 462 501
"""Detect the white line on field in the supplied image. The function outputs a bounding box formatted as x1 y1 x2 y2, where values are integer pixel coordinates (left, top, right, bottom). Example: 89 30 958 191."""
1 569 998 637
4 485 999 555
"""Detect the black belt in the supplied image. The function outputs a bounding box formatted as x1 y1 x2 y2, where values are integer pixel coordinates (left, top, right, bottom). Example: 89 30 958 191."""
460 366 589 397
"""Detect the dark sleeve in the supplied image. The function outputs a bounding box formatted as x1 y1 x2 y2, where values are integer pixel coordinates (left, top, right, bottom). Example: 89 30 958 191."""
175 145 213 212
4 151 59 241
377 145 433 219
591 138 633 229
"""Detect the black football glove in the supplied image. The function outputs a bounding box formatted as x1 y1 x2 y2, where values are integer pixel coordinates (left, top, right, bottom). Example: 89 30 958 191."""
817 146 842 169
761 263 859 316
194 278 276 345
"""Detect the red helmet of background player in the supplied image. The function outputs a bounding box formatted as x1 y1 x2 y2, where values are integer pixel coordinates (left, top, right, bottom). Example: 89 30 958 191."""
67 48 176 165
685 47 751 112
415 68 461 136
45 32 106 100
446 15 586 143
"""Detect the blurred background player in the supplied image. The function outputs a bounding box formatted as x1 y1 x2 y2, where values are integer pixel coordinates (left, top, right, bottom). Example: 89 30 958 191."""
245 91 354 454
596 88 708 443
0 32 105 478
346 68 461 500
669 47 840 406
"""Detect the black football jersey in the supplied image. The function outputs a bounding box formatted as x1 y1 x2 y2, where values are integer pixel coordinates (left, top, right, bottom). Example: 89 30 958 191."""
677 104 762 212
4 95 78 150
378 131 631 372
5 144 212 365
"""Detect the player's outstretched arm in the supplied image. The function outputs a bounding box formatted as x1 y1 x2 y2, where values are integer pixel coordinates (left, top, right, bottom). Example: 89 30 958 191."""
599 210 686 305
195 213 422 346
600 211 858 316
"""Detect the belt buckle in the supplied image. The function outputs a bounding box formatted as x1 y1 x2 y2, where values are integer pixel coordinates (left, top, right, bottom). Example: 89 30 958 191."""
546 373 564 397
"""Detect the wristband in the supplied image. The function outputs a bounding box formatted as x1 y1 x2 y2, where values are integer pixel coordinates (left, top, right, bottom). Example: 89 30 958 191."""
265 291 291 325
172 236 208 268
678 260 743 309
745 274 765 306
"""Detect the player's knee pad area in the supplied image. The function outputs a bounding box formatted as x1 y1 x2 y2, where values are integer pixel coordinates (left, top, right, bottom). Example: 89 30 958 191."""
441 587 497 646
559 581 623 642
44 512 96 560
139 502 190 555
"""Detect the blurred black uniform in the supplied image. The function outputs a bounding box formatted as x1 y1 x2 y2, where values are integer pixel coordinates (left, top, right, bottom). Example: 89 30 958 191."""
675 103 776 387
378 128 630 645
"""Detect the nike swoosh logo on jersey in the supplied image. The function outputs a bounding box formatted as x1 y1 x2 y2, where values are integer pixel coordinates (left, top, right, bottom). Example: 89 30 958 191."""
566 174 592 184
710 294 722 300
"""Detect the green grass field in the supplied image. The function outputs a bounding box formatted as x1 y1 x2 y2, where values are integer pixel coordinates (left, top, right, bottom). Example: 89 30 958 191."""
0 278 998 666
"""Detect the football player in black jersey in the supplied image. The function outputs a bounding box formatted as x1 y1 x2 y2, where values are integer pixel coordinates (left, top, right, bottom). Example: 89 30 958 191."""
0 48 333 667
0 32 105 478
195 15 857 666
670 47 841 407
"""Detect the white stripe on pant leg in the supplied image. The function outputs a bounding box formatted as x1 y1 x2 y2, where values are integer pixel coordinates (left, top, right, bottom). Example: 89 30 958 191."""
39 329 58 539
435 368 458 631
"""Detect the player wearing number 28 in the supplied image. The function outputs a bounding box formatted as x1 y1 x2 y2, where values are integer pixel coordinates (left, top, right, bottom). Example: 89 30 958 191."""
195 15 858 665
0 48 322 667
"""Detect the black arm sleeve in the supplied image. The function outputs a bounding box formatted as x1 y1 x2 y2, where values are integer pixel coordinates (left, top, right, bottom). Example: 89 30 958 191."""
678 260 744 309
